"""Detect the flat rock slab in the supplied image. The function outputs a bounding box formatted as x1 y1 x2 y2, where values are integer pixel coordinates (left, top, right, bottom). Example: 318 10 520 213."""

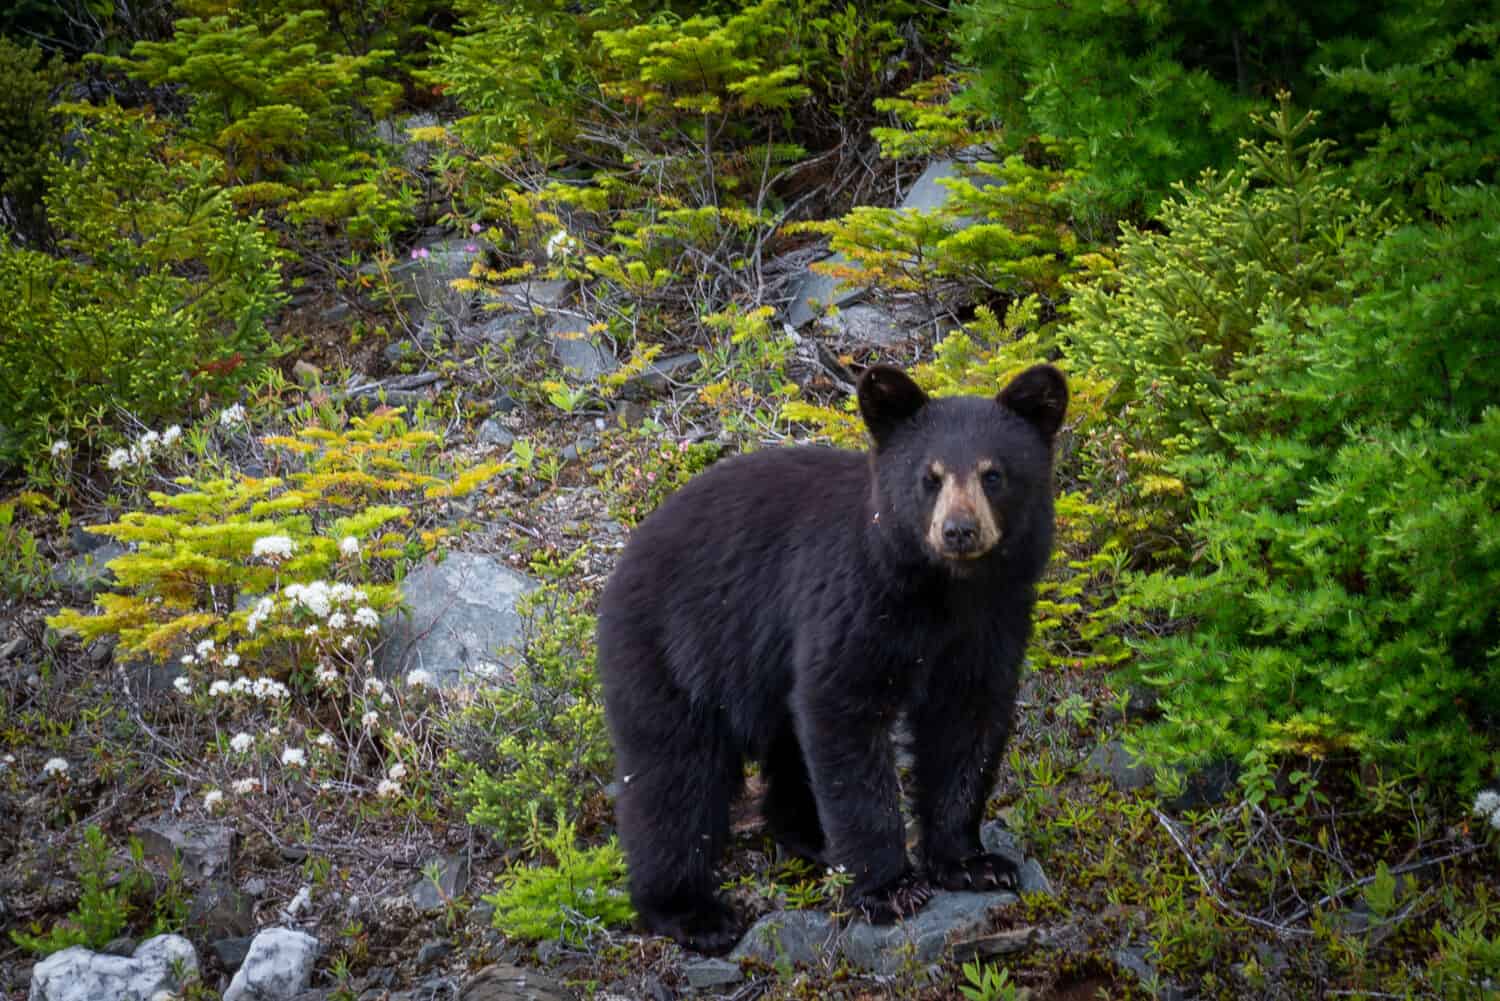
49 541 128 598
377 552 539 687
29 934 197 1001
223 927 320 1001
730 889 1016 975
134 815 236 882
547 314 619 381
460 964 575 1001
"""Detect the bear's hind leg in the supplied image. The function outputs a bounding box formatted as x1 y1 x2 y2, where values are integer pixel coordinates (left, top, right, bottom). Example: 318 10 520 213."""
612 690 743 954
759 722 825 864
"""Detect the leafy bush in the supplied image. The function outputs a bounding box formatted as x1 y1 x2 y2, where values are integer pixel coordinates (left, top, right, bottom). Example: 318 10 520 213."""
483 816 634 946
0 37 69 249
104 7 413 242
955 0 1500 217
1067 101 1500 791
9 826 165 956
444 587 612 842
48 406 504 678
0 104 283 460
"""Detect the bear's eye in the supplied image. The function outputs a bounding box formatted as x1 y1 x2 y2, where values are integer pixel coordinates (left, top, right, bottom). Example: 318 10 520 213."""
922 469 943 492
981 468 1004 489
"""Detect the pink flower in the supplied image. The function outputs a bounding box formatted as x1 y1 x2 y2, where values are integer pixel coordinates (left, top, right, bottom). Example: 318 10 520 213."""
464 243 478 253
470 222 482 233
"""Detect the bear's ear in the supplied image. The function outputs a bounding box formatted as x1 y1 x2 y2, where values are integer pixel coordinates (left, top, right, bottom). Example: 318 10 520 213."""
858 365 928 445
997 364 1068 441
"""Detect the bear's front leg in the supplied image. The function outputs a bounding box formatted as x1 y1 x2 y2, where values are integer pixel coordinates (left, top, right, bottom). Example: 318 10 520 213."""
792 683 932 923
910 665 1020 892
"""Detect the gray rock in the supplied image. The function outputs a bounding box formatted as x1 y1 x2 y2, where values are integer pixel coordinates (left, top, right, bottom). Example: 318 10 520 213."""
377 112 442 171
458 963 574 1001
28 934 197 1001
546 314 618 381
841 891 1010 976
100 936 136 956
222 927 320 1001
783 151 1003 330
815 303 910 347
477 419 515 449
191 879 256 941
49 541 128 598
417 938 453 970
69 524 113 555
376 552 539 687
485 280 573 312
731 888 1015 975
134 815 236 882
369 236 482 346
682 957 743 990
212 935 255 972
1168 757 1238 812
492 393 520 414
408 852 471 912
1086 739 1154 792
619 352 702 399
980 823 1053 896
729 909 838 968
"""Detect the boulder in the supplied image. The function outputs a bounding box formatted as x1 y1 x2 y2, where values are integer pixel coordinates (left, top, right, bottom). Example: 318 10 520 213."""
28 934 197 1001
222 927 320 1001
134 815 236 882
376 552 539 687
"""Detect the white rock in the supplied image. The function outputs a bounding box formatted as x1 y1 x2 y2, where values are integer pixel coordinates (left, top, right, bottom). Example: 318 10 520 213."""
29 934 197 1001
222 927 320 1001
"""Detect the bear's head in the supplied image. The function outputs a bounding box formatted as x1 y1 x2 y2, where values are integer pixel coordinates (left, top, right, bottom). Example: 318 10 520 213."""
858 363 1068 572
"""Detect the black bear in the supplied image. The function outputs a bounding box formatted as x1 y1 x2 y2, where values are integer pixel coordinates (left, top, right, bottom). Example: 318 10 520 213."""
596 363 1067 953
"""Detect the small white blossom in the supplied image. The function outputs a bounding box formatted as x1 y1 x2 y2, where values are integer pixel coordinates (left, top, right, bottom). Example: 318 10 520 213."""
304 624 320 637
180 654 196 666
326 611 348 631
252 678 290 700
219 403 246 427
331 582 356 603
339 536 360 559
137 430 160 459
341 635 357 649
316 666 340 686
209 680 232 698
195 638 215 657
252 536 296 562
231 777 260 795
162 425 182 446
42 757 69 777
50 439 69 458
315 733 335 749
229 732 255 754
387 762 408 781
376 778 402 798
231 676 255 695
1476 790 1500 821
106 447 133 471
364 678 386 697
405 668 435 689
246 596 275 635
281 746 306 768
223 652 240 669
545 229 577 259
353 607 380 629
361 710 379 728
203 789 224 812
173 676 192 695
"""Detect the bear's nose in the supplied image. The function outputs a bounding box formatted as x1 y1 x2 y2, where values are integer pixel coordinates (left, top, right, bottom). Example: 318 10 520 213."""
943 516 979 551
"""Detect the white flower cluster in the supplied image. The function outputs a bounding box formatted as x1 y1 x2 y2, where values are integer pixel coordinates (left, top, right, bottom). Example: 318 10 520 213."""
103 425 183 471
206 676 292 701
281 746 306 768
405 668 435 688
545 229 579 259
1475 789 1500 832
230 732 255 753
219 403 246 428
43 757 69 778
252 535 297 563
339 536 361 559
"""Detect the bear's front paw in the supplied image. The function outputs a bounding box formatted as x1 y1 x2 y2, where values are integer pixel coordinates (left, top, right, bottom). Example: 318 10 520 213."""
926 851 1019 892
850 871 934 924
640 898 742 955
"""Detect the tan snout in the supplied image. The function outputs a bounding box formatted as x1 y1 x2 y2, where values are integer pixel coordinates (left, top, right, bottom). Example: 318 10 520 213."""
926 466 1001 560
